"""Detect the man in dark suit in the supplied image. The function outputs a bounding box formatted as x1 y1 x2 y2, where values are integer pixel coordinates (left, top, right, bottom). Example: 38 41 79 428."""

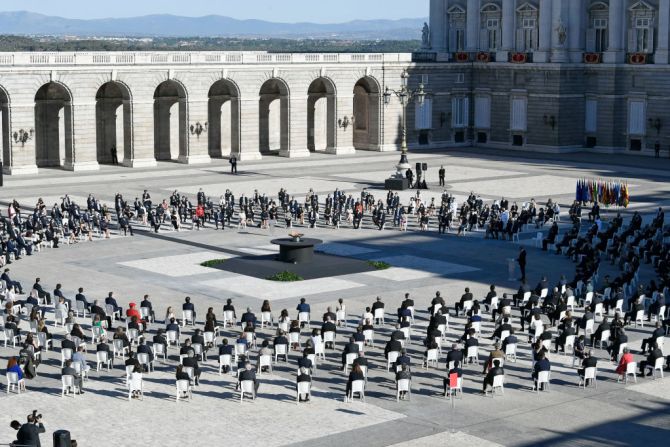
641 322 665 353
454 287 474 317
183 351 202 385
395 364 411 399
238 362 259 393
296 366 312 401
342 337 360 368
32 278 51 305
297 351 313 373
240 308 257 328
321 317 337 348
577 350 598 382
273 332 289 362
371 296 385 313
542 221 559 251
61 335 77 352
90 300 112 329
402 293 414 309
395 349 411 370
75 287 91 311
639 344 664 376
140 294 155 322
502 332 518 352
482 359 504 393
183 296 196 321
1 268 23 293
446 343 464 367
62 359 84 394
105 292 122 319
12 415 46 446
517 247 527 282
384 337 402 359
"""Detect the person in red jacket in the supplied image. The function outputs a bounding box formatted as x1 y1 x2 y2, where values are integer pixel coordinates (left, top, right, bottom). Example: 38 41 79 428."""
615 347 634 376
195 205 205 229
126 302 142 322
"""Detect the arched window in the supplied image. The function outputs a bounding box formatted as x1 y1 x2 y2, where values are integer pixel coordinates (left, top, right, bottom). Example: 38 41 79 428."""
448 5 467 52
516 3 538 52
628 1 655 54
480 3 502 51
586 2 609 53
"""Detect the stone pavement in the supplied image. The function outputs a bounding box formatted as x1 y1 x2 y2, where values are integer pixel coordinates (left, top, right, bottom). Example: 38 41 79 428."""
0 149 669 446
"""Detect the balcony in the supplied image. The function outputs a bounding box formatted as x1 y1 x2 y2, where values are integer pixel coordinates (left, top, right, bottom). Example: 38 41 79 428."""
627 52 653 64
583 52 602 64
508 52 533 64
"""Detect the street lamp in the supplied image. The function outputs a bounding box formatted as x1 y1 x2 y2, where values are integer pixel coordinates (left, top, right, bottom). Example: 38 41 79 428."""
383 69 426 188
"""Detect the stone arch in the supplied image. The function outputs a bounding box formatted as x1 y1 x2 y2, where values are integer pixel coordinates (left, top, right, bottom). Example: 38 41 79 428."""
153 79 188 161
307 77 337 152
259 78 290 155
34 81 74 168
96 81 132 165
0 85 10 171
353 76 381 151
208 79 240 158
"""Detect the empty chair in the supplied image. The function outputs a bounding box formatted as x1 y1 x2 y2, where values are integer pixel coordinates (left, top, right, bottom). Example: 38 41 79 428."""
274 344 288 363
75 300 88 318
106 304 121 321
579 367 597 389
652 357 665 379
593 303 604 321
153 343 167 361
239 380 256 402
396 378 411 401
505 344 517 362
3 328 20 348
176 379 192 401
564 335 576 355
424 348 439 368
634 310 645 328
347 379 365 402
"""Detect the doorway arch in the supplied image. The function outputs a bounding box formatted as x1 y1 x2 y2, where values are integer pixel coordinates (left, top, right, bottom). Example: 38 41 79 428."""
353 76 381 151
34 82 73 168
208 79 240 158
307 78 336 152
259 78 289 155
96 81 132 165
154 80 187 161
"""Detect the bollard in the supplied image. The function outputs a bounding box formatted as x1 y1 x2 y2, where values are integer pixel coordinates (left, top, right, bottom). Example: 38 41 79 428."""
53 430 71 447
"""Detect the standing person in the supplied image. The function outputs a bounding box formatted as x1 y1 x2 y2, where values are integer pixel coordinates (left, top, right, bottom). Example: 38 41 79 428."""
110 145 118 165
438 165 446 187
517 247 527 283
229 155 238 174
655 141 661 158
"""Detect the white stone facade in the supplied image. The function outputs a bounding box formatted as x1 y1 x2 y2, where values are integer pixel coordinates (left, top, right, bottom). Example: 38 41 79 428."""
0 52 412 175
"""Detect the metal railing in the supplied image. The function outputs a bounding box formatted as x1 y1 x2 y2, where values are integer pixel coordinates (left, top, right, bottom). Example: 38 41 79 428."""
0 52 412 67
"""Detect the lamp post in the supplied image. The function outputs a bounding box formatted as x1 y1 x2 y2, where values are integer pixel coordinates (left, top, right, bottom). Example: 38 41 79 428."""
383 70 426 189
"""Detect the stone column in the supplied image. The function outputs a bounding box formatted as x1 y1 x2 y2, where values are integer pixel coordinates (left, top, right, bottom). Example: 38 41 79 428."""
466 0 480 52
6 103 38 175
550 0 569 62
604 0 625 63
284 94 310 158
536 0 553 63
498 0 516 61
124 100 157 168
237 97 262 161
656 0 670 64
180 98 211 164
66 101 99 171
567 0 584 62
430 0 447 52
331 93 356 155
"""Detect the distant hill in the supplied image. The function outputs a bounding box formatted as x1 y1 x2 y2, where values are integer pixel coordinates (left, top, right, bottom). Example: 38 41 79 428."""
0 11 426 40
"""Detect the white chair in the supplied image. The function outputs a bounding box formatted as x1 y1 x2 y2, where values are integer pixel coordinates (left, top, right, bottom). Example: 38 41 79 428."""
106 304 121 321
223 310 236 328
593 303 604 321
113 339 128 358
96 351 112 371
323 331 336 347
424 348 439 368
584 319 595 337
127 329 140 345
192 343 206 362
61 375 79 397
203 332 216 352
344 352 357 373
274 344 288 363
239 380 256 402
396 379 411 401
140 307 153 323
534 232 543 248
296 381 311 403
61 348 73 367
652 357 665 379
634 310 645 327
564 335 576 355
536 370 551 392
596 329 611 349
314 341 326 360
3 328 19 348
91 326 105 344
579 367 597 389
37 332 52 351
127 373 144 401
153 343 167 361
401 327 412 345
166 330 180 348
260 312 273 328
652 306 666 323
219 354 234 375
234 343 247 362
387 351 400 372
288 331 301 349
182 310 194 327
258 354 273 374
176 379 192 401
74 300 88 318
486 375 504 397
466 346 479 365
619 362 637 384
373 308 385 325
348 379 365 402
52 308 66 327
298 312 311 328
6 371 26 394
566 295 576 312
336 310 347 327
505 344 517 362
137 353 153 373
363 329 374 348
541 339 552 351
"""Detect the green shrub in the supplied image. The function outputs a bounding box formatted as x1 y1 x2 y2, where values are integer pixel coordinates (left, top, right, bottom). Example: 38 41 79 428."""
266 271 304 282
367 261 392 270
200 259 227 268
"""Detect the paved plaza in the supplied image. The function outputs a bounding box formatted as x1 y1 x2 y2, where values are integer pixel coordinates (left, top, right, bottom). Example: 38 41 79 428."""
1 148 670 446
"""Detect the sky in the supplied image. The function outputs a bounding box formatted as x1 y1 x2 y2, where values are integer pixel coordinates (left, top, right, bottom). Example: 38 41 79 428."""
0 0 427 23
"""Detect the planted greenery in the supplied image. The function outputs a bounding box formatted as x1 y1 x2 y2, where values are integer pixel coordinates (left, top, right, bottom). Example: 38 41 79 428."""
266 271 304 282
367 261 392 270
200 259 227 268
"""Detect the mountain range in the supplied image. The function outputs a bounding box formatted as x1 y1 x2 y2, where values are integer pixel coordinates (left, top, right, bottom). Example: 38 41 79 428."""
0 11 426 40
